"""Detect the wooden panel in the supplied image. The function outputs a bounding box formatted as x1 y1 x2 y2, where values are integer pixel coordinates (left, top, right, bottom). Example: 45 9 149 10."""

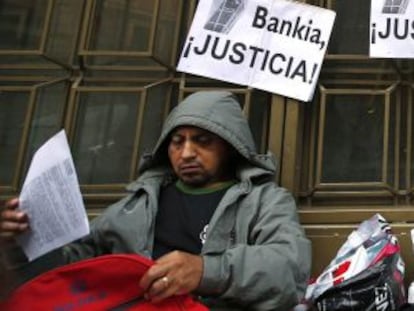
300 207 414 224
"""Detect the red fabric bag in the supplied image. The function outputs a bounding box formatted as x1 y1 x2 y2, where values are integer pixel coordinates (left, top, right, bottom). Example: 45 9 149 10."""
0 254 209 311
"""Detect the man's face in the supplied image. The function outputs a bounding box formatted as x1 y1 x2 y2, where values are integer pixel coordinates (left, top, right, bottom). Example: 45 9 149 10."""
168 126 234 187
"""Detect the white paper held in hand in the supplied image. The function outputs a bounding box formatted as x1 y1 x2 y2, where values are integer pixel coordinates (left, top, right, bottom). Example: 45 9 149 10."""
16 129 90 261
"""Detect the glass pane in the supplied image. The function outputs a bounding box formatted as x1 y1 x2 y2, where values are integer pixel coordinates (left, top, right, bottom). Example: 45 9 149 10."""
0 0 48 50
154 0 181 65
0 55 61 66
88 55 163 67
72 92 140 184
21 82 69 183
328 0 370 55
88 0 154 51
0 92 29 185
248 91 271 153
137 85 170 159
321 95 385 183
46 0 84 65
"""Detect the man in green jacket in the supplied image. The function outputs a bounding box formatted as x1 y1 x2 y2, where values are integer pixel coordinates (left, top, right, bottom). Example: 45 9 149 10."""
0 90 311 310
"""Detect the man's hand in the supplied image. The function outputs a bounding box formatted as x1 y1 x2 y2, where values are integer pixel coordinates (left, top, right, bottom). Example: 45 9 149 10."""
0 198 29 242
139 251 203 303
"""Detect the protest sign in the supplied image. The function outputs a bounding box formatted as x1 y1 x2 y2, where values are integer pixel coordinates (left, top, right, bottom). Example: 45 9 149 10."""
370 0 414 58
177 0 336 102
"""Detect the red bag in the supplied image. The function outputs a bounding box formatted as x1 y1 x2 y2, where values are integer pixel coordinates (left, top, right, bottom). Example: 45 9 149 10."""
0 254 209 311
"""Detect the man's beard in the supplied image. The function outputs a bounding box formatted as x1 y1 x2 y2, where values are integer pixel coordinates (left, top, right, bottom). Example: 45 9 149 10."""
179 172 214 187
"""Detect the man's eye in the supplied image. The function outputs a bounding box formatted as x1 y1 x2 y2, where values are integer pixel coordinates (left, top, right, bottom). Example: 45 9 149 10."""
170 136 184 145
196 135 213 145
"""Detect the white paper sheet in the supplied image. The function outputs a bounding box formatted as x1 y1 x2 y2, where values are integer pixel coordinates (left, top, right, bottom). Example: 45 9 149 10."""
370 0 414 58
16 130 89 261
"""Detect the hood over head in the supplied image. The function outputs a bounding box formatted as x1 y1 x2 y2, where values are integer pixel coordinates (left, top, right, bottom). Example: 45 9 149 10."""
139 91 276 177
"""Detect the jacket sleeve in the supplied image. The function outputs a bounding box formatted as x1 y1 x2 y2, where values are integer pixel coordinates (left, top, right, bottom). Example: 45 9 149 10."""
63 193 148 262
197 185 312 311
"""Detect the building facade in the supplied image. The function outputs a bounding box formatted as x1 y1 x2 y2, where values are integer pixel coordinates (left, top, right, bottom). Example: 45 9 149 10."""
1 0 414 281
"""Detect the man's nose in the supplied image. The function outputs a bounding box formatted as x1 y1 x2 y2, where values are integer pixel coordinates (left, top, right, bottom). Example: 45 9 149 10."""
181 141 196 158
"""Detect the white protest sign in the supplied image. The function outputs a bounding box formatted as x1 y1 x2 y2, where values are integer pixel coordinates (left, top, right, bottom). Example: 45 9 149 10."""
370 0 414 58
177 0 336 102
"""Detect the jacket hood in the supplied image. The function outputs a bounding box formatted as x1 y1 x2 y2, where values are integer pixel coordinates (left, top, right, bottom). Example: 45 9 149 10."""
139 91 276 178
